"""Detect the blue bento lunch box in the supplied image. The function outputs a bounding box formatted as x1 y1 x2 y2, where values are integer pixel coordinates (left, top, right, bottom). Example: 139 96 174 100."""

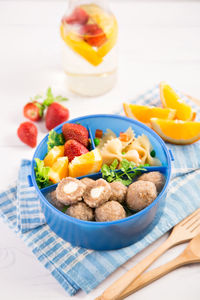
31 114 172 250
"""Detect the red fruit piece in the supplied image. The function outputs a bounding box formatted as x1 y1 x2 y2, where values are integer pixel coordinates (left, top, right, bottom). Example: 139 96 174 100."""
64 139 89 162
63 7 89 25
17 122 37 148
62 123 89 148
119 132 129 142
95 129 103 138
80 24 107 47
45 102 69 131
23 101 43 121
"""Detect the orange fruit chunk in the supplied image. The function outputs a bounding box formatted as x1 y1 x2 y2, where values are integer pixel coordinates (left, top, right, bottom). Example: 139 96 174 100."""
97 17 118 58
160 82 196 121
69 148 102 177
60 24 102 66
49 157 69 183
83 4 118 58
44 146 64 167
123 103 176 126
150 118 200 145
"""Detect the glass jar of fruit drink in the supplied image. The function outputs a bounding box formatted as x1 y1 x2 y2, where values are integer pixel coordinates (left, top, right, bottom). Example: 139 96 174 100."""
60 0 118 96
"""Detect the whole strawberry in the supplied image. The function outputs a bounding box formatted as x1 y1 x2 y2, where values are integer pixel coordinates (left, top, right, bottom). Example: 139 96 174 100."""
17 122 37 148
45 102 70 130
64 139 88 162
23 88 68 125
23 101 44 121
62 123 89 147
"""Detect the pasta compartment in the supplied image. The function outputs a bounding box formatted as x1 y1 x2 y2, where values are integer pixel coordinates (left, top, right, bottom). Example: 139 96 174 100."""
96 127 162 168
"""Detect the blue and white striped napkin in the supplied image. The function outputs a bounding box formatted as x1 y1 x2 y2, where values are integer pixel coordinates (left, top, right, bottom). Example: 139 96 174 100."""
0 85 200 295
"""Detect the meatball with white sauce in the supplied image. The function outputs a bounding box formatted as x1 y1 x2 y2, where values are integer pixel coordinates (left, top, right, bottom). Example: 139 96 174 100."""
109 181 127 203
138 171 165 192
126 180 157 211
95 200 126 222
84 178 112 208
66 202 94 221
56 177 85 205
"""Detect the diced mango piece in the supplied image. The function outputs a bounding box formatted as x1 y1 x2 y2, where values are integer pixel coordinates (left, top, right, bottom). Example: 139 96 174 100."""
49 156 69 184
44 146 64 167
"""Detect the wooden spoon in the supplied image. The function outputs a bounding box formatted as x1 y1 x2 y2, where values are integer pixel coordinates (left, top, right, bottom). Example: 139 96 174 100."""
119 233 200 300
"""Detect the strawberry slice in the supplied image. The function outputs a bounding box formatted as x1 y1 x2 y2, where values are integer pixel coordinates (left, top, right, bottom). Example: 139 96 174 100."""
23 101 44 121
64 139 89 162
17 122 38 148
80 24 107 47
63 7 89 25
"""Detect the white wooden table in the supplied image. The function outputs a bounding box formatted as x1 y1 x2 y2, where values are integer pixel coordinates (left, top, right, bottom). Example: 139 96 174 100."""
0 0 200 299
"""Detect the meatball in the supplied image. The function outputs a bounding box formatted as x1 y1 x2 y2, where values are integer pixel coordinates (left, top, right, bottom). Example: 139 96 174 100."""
46 190 65 210
80 177 94 188
95 201 126 222
138 171 165 192
110 181 127 203
83 178 112 208
66 202 94 221
126 180 157 211
56 177 85 205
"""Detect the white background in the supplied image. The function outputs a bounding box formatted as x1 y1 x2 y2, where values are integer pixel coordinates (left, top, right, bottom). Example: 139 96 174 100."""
0 0 200 299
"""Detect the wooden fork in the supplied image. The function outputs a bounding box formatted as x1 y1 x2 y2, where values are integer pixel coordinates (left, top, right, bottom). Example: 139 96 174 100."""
119 233 200 300
96 208 200 300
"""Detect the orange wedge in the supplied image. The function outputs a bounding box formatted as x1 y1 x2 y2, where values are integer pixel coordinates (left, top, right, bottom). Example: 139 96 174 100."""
82 4 118 58
97 17 118 58
123 103 176 126
69 148 102 177
60 25 103 66
49 157 69 184
150 118 200 145
160 82 196 121
44 146 64 167
81 3 118 57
